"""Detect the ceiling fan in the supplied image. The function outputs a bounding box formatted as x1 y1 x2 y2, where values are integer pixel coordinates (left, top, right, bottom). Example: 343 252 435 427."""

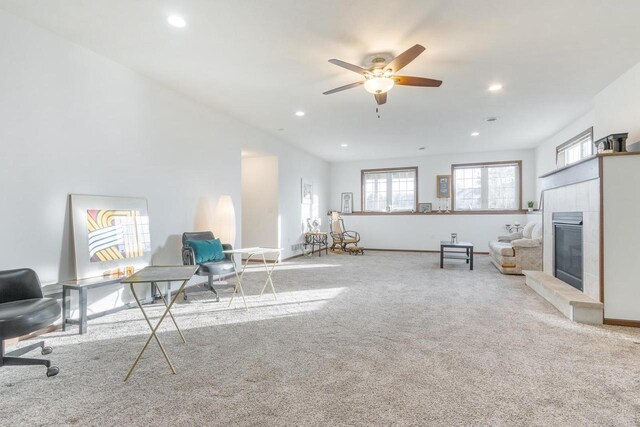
323 44 442 108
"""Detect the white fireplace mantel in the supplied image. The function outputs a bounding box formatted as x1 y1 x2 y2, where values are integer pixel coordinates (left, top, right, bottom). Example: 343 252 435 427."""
539 152 640 326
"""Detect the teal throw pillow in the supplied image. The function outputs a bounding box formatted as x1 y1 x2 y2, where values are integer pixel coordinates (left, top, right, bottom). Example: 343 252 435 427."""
186 239 225 264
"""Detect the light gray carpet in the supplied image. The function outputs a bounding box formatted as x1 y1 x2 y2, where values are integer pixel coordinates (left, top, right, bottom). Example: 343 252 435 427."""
2 252 640 426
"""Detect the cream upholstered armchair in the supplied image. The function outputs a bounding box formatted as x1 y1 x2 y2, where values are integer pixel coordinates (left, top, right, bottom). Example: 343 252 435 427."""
329 212 360 251
489 222 542 275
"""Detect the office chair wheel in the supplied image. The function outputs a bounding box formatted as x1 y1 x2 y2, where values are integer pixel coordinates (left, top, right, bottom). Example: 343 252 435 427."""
183 292 188 301
41 346 53 355
46 366 59 377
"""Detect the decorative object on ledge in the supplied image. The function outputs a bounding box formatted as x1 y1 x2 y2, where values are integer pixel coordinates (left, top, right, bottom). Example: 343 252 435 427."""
418 202 432 213
445 198 450 214
594 133 628 154
527 201 534 213
436 175 451 198
340 192 353 214
505 223 523 233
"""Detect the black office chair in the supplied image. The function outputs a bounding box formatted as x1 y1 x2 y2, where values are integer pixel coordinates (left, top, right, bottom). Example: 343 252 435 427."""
0 268 61 377
181 232 235 301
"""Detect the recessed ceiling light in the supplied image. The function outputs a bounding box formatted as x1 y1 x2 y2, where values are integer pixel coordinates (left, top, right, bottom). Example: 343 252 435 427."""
486 117 498 122
418 147 426 150
277 128 285 131
340 144 348 148
295 111 305 117
488 83 503 92
167 15 186 28
471 132 480 137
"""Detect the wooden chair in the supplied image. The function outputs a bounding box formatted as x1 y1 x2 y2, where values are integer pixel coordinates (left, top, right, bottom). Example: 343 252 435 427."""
329 212 360 252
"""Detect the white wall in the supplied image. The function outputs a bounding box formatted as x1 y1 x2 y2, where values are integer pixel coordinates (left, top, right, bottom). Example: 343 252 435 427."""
602 155 640 321
534 109 595 197
330 149 536 211
595 61 640 150
329 149 535 251
0 10 328 303
241 155 279 249
535 59 640 199
339 214 529 253
275 148 329 258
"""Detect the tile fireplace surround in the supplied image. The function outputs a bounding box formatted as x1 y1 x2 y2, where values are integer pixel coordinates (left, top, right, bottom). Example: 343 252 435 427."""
538 153 640 326
543 179 600 301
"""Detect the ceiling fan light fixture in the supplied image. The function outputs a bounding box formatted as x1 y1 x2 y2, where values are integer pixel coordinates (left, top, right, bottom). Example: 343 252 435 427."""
364 77 395 94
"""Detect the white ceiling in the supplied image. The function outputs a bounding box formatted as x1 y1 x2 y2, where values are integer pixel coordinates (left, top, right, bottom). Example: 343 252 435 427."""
3 0 640 162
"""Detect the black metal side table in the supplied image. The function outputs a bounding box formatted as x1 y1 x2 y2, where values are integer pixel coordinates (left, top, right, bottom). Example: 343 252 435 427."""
440 241 474 270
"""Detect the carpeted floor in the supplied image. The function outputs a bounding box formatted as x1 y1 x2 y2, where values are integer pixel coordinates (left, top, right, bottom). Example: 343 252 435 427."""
2 252 640 426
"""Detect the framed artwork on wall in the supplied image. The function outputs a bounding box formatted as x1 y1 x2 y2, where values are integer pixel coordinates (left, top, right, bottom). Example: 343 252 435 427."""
301 179 313 204
418 203 432 213
341 192 353 214
436 175 451 198
70 194 152 279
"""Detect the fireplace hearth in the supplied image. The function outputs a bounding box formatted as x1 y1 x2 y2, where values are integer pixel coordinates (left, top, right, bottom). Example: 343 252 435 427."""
553 212 583 292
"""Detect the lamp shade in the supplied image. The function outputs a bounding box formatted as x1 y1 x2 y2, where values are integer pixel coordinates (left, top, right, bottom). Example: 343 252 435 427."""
213 195 236 246
364 77 395 94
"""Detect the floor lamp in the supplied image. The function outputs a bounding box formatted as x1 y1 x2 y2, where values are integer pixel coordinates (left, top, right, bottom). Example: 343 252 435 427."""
210 195 236 288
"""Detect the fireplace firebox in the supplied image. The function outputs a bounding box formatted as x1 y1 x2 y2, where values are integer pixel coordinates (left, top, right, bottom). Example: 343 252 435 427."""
553 212 584 291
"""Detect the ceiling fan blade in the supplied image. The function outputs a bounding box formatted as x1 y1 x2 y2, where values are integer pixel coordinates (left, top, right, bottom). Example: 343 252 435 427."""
394 76 442 87
384 44 426 73
374 92 387 105
323 81 364 95
328 59 370 76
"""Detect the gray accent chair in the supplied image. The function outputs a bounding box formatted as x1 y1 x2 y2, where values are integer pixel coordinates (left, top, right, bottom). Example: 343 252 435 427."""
0 268 61 377
181 231 235 301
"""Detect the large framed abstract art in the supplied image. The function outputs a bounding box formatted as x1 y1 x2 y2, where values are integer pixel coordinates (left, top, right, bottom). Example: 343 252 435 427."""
70 195 152 279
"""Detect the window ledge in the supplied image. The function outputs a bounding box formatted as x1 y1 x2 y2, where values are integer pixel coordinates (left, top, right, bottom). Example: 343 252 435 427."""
343 210 527 216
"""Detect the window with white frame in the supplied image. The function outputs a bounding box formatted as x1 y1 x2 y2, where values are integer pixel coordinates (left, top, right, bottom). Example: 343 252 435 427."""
362 167 417 212
452 161 521 211
556 128 593 168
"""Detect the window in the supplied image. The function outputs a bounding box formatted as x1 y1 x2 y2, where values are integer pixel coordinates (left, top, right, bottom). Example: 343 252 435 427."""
452 161 521 211
556 128 593 168
362 167 417 212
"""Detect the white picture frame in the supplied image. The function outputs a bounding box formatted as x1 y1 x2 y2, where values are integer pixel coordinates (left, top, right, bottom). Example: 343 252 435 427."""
341 192 353 214
301 179 313 204
70 194 152 279
418 202 432 213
